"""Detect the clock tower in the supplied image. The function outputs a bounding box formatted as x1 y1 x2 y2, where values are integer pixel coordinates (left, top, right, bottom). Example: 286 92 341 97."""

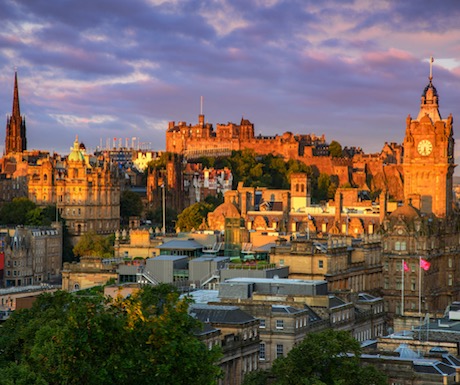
403 58 455 217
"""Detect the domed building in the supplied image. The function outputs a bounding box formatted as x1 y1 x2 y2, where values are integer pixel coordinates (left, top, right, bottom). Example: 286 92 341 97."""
27 136 121 244
207 201 240 231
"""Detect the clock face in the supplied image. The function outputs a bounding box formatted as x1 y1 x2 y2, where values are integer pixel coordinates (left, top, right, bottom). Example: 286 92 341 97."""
417 139 433 156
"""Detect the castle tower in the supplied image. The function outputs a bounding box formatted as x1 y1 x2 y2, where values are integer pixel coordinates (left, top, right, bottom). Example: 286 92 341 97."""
403 58 455 217
5 71 27 155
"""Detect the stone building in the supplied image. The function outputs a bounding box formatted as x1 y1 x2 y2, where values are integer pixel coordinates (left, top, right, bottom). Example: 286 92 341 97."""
61 256 118 291
380 67 460 320
215 278 386 370
165 113 404 197
1 224 62 287
269 235 383 295
190 304 260 385
27 136 121 243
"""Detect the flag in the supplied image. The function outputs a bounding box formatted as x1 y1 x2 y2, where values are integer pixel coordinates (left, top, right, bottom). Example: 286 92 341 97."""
420 258 431 271
403 261 409 272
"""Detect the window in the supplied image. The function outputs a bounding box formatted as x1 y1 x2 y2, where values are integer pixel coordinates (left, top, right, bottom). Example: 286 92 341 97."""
411 279 416 291
276 344 284 358
259 319 266 328
259 343 266 360
318 260 324 269
449 274 453 286
276 320 284 329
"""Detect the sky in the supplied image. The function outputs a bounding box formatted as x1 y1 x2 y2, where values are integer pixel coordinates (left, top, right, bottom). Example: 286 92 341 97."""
1 0 460 159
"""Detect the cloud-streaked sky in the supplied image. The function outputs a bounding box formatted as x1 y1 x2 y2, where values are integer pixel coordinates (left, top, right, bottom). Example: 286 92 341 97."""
1 0 460 158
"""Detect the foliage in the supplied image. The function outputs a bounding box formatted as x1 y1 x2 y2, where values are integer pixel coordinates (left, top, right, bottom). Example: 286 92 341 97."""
316 173 331 202
243 329 386 385
204 193 224 209
190 150 311 191
120 190 143 223
72 231 114 258
329 140 343 158
176 202 214 231
145 206 178 232
0 198 56 226
0 285 221 385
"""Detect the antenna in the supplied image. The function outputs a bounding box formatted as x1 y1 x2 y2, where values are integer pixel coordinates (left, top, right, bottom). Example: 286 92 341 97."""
200 96 203 115
429 56 434 81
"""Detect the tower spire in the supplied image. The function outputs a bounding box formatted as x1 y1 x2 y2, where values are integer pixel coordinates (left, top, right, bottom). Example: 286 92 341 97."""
5 70 27 155
12 70 20 117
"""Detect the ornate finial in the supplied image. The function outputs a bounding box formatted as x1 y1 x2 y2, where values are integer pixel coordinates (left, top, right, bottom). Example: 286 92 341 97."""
429 56 434 81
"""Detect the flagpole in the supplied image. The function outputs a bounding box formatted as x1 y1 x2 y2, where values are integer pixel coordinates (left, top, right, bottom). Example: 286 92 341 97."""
401 259 405 316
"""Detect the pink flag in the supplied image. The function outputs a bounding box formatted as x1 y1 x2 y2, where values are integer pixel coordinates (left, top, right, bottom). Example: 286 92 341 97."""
403 261 410 272
420 258 431 271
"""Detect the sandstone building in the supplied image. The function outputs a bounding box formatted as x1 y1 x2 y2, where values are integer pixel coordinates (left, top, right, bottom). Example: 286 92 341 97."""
1 73 122 244
0 224 62 287
27 137 121 242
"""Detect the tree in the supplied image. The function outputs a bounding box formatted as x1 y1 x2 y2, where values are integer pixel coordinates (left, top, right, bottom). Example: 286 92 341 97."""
0 285 221 385
329 140 343 158
317 173 331 202
176 202 213 231
120 190 143 224
0 197 38 225
145 206 178 232
73 231 114 258
244 329 386 385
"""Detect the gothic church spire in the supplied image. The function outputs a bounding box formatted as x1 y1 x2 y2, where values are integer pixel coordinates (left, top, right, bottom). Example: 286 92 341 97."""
5 71 27 155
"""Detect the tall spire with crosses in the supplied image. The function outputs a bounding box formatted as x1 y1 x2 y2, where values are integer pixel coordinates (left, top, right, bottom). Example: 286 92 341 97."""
5 70 27 155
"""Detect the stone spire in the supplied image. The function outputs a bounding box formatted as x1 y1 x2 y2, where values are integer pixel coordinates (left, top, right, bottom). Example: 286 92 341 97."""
5 71 27 155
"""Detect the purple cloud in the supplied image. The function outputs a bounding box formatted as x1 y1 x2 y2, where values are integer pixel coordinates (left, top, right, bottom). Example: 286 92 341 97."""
0 0 458 168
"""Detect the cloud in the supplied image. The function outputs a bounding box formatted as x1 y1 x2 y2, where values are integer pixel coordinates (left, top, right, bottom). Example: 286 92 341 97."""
0 0 458 160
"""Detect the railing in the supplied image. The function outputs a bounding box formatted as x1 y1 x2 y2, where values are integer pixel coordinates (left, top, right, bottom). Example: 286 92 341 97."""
225 263 277 270
136 268 159 285
200 270 220 288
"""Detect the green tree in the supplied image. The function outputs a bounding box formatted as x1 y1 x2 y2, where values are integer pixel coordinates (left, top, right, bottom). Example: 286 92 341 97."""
120 190 143 224
329 140 343 158
0 285 221 385
317 173 331 202
73 231 114 258
176 202 213 231
145 206 178 232
244 329 386 385
0 197 37 225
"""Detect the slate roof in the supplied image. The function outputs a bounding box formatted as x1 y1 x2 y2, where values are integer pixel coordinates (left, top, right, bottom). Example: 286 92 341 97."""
194 322 220 337
329 295 347 309
190 304 256 325
413 360 456 375
253 243 277 252
271 305 303 314
158 239 203 250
